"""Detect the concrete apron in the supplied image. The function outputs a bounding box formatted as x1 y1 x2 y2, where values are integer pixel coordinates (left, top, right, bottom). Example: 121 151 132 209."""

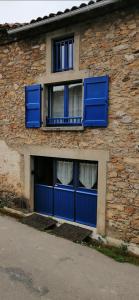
1 206 139 257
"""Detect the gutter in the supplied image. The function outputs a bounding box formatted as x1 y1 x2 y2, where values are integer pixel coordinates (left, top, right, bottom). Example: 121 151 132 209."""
8 0 120 35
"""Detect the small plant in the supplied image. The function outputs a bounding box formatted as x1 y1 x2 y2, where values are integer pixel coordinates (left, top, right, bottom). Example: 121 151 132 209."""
120 244 128 256
0 198 7 208
83 237 139 266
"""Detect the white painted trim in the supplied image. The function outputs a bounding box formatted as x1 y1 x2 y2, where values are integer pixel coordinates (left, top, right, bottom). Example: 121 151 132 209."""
40 126 84 132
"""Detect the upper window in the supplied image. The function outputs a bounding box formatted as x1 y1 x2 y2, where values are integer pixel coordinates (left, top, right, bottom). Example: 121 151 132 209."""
25 75 109 129
53 37 74 72
47 82 82 126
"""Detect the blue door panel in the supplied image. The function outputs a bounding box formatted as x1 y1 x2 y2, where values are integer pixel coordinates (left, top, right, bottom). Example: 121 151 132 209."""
54 187 74 221
35 184 53 215
34 185 97 227
34 184 97 227
75 190 97 227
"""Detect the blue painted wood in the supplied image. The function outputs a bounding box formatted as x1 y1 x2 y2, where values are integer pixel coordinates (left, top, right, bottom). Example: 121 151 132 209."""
59 45 62 71
25 84 41 128
71 40 73 69
83 75 109 127
64 85 69 118
35 184 97 226
55 43 59 72
34 159 97 227
75 189 97 227
47 116 82 126
34 184 53 215
65 40 68 70
54 186 74 221
64 41 67 70
54 38 74 72
48 86 51 119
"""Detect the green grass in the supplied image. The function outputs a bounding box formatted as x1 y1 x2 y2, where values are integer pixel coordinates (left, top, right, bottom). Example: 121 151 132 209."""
83 238 139 266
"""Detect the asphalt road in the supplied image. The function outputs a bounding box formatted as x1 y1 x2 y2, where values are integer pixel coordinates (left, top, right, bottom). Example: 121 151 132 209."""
0 215 139 300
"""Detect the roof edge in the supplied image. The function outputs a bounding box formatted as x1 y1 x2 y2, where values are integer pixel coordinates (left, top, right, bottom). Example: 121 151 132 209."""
8 0 120 35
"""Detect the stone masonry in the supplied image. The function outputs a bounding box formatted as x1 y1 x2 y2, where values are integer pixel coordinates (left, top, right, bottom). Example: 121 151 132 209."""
0 5 139 245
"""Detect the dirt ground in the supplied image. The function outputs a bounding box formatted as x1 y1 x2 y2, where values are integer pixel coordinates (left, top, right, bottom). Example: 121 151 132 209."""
0 214 139 300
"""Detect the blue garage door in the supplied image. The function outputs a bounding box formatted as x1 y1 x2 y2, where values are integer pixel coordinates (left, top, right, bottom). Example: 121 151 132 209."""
75 189 97 227
53 160 74 221
34 158 98 227
35 184 53 215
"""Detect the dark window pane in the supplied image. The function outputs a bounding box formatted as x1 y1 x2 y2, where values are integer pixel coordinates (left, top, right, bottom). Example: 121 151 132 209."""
57 44 61 70
34 157 53 186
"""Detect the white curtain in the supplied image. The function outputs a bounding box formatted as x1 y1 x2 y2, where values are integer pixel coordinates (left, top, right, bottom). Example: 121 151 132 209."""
79 163 97 189
57 160 73 185
69 83 82 117
52 86 64 118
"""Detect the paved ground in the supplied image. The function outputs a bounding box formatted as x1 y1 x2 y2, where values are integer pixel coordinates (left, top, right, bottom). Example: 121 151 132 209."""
0 215 139 300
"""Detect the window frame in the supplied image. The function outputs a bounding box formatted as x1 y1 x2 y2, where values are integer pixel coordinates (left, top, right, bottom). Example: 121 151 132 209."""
53 36 74 73
47 81 83 127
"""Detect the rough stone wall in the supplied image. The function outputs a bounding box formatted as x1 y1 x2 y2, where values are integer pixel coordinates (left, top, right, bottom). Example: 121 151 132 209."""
0 34 47 201
79 7 139 243
0 7 139 243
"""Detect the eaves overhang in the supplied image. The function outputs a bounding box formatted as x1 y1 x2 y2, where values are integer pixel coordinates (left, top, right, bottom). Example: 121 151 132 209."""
7 0 134 38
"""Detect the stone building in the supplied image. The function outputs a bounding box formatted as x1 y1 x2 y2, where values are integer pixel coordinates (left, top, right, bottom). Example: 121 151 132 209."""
0 0 139 252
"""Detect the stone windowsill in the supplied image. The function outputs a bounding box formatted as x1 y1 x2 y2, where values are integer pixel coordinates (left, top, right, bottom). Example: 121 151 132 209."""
40 126 84 132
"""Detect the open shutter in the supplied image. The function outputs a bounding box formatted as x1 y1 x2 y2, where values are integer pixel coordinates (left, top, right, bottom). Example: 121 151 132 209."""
83 76 109 127
25 84 41 128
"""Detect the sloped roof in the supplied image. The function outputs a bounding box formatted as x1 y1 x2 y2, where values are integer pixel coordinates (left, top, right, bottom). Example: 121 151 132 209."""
0 23 26 30
7 0 123 35
0 0 98 30
0 0 137 37
28 0 98 25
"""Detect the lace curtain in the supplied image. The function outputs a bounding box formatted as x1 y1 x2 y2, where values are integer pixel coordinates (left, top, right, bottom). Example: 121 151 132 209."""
57 160 73 185
51 84 82 119
52 86 64 118
79 163 97 189
69 83 82 117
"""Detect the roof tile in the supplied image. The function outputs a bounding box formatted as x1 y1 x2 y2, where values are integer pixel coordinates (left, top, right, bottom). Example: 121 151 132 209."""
0 1 104 30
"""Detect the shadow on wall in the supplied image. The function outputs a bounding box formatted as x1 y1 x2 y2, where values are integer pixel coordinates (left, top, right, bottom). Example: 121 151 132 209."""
0 191 30 211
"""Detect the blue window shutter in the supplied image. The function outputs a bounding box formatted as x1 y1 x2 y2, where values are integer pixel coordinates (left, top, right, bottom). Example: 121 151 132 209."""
25 84 41 128
83 75 109 127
